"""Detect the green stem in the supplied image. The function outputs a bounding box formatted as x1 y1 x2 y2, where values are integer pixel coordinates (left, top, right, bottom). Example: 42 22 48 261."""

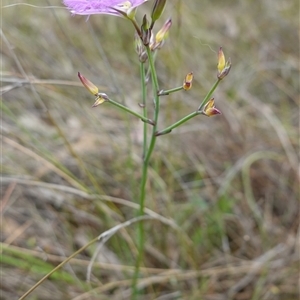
131 46 160 299
130 18 142 38
198 78 221 110
156 110 200 136
107 98 155 125
145 51 158 81
140 62 147 158
158 86 183 96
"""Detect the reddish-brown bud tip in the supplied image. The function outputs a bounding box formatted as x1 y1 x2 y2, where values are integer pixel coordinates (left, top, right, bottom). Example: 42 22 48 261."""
78 72 99 95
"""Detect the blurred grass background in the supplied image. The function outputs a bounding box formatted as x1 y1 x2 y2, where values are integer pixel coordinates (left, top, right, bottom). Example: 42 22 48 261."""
1 0 299 299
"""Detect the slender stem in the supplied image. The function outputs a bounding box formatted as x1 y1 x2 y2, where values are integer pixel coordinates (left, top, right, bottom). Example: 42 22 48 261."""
140 62 147 158
131 46 160 299
198 78 221 110
158 86 183 96
144 46 160 161
156 110 199 136
107 98 155 125
130 18 142 38
145 51 157 81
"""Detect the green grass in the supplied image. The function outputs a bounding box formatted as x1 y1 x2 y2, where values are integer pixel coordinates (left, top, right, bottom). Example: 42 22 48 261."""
1 0 299 299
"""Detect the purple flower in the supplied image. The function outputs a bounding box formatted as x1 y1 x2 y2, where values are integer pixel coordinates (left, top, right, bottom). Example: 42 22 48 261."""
63 0 147 16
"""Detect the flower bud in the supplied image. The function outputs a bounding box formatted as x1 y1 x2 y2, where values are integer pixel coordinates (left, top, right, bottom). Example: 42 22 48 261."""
139 51 148 63
183 72 193 90
149 18 172 50
78 72 108 107
134 32 143 55
203 98 221 117
217 47 225 74
156 18 172 43
141 14 151 45
151 0 167 24
217 47 231 80
134 32 148 62
78 72 99 95
142 14 150 30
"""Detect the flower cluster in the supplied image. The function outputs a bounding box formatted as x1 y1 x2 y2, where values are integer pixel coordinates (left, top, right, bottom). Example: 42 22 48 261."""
64 0 231 129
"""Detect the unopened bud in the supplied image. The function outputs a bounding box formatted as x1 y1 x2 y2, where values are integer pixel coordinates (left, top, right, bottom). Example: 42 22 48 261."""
139 51 148 62
78 72 99 95
157 18 171 44
134 32 143 55
141 14 151 45
141 14 150 31
149 18 172 50
217 47 225 74
217 47 231 79
134 33 148 62
183 72 193 90
151 0 167 24
203 98 221 117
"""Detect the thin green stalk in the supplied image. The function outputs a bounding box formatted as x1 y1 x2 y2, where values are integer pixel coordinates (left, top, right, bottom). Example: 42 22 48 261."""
131 46 160 299
144 46 160 162
158 86 183 96
130 18 142 38
107 97 155 125
198 78 221 110
140 62 147 158
145 50 158 81
156 110 200 136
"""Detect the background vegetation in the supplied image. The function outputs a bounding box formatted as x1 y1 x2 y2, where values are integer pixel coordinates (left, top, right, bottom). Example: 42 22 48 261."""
2 0 299 299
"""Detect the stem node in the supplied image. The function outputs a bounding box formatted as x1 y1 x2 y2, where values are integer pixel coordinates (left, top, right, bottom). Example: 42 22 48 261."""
142 118 156 126
155 129 172 136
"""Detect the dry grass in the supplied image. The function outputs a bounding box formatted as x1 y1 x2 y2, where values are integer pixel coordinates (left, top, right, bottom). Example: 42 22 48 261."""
1 0 299 299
